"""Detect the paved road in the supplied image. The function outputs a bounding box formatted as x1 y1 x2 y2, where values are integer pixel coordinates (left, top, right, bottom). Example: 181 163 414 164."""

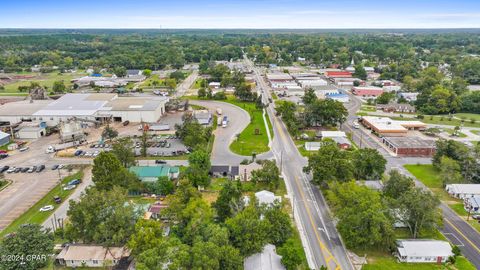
43 168 92 230
175 70 198 98
246 55 353 270
341 93 480 268
190 99 272 164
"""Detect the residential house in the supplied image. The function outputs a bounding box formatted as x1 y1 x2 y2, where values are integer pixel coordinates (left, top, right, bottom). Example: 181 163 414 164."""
244 244 286 270
395 239 453 263
255 190 281 206
331 136 351 149
129 165 180 182
377 103 416 113
446 184 480 199
56 245 130 268
352 86 384 98
144 201 169 220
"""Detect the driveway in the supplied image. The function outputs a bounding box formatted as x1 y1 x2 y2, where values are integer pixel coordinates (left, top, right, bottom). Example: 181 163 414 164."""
190 100 272 165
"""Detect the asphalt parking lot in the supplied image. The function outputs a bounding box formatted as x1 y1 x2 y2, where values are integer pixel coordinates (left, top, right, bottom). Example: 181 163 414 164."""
134 137 188 157
0 168 69 230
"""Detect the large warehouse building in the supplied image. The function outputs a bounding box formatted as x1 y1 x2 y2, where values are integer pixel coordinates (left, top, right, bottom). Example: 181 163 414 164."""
361 116 427 137
382 137 436 157
0 93 168 126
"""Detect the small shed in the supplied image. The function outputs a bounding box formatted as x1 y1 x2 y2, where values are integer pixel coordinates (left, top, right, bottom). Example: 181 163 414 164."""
0 131 10 146
305 142 321 151
396 239 452 263
16 126 46 139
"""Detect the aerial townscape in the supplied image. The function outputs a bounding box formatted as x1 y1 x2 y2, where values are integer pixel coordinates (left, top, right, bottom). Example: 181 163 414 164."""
1 1 480 270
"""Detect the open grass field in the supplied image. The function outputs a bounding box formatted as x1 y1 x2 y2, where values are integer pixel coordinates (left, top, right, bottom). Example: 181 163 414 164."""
226 97 270 155
454 113 480 121
0 72 86 93
412 115 480 128
0 170 84 237
363 256 475 270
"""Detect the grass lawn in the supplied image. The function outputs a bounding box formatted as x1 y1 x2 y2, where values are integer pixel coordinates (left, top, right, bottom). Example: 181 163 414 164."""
192 78 206 89
139 74 166 88
441 128 467 138
410 115 480 128
454 113 480 122
471 130 480 136
226 97 270 156
1 72 85 93
361 105 377 112
363 255 475 270
0 170 84 237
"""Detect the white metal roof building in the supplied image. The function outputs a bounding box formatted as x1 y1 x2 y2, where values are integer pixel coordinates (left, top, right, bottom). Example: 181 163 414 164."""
465 196 480 213
244 244 285 270
446 184 480 199
361 116 427 137
255 190 281 206
318 131 347 138
305 142 321 151
396 239 452 263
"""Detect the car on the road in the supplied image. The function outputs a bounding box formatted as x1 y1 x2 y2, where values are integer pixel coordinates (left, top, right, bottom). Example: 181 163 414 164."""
51 164 59 170
36 165 45 172
6 167 16 173
63 185 76 191
74 150 83 156
39 205 54 212
53 196 62 204
27 166 37 173
155 160 167 164
472 214 480 221
353 121 360 129
19 146 29 152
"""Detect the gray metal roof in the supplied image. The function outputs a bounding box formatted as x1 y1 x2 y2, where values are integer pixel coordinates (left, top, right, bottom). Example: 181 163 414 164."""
244 244 285 270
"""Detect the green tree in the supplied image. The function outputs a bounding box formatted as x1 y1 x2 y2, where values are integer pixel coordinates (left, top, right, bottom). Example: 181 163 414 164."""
111 137 135 168
213 181 243 222
198 87 207 98
351 148 386 180
175 114 212 150
113 66 127 77
327 181 393 249
135 237 191 270
65 187 137 245
397 187 441 238
277 238 305 270
302 88 317 105
0 224 54 270
263 204 293 246
170 70 186 82
353 64 367 80
376 92 396 104
304 140 353 185
144 176 175 196
102 124 118 140
140 127 148 157
92 152 139 190
383 170 414 199
304 99 348 127
439 156 464 186
142 69 152 77
226 204 269 256
52 80 66 93
251 160 281 189
186 150 211 187
433 139 469 168
128 219 165 256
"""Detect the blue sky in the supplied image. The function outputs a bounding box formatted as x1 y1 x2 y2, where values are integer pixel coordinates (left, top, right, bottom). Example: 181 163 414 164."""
1 0 480 28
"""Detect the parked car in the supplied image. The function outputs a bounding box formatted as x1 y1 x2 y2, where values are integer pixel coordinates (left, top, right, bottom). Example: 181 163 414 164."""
27 166 36 173
123 120 130 126
14 167 21 173
57 164 64 170
6 167 16 173
0 153 8 160
0 166 9 173
36 165 45 172
53 196 62 204
472 215 480 221
68 179 81 186
19 146 29 152
51 164 59 170
40 205 54 212
21 167 29 173
63 185 76 191
74 150 83 156
155 160 167 164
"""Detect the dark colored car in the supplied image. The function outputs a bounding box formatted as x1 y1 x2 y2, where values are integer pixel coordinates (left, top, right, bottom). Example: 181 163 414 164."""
51 164 59 170
0 153 8 160
155 160 167 164
53 196 62 204
0 166 9 173
74 150 83 156
36 165 45 172
68 179 81 186
21 167 29 173
14 167 21 173
123 120 130 126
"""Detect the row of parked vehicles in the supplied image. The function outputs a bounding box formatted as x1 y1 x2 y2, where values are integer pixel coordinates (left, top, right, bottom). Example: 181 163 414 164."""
0 165 46 174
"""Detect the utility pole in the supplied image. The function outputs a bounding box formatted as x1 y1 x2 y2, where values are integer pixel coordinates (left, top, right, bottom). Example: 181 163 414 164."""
280 150 283 173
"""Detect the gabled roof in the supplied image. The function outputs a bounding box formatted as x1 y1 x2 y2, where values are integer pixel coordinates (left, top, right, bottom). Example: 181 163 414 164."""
396 240 452 258
56 245 130 261
244 244 285 270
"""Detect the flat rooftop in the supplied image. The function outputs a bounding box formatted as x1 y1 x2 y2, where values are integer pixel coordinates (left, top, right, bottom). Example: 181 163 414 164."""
0 99 52 116
104 97 168 111
33 94 109 116
383 137 436 148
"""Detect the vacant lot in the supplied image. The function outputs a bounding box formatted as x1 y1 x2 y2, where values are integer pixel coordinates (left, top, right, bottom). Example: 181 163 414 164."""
1 72 85 93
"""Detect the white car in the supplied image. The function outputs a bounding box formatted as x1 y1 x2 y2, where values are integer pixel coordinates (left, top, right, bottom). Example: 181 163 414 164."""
353 122 360 129
39 205 54 212
6 167 16 173
19 147 30 152
57 164 64 170
93 151 100 157
63 185 76 191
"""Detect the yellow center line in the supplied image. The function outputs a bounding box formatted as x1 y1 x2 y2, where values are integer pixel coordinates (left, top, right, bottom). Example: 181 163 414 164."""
444 218 480 254
272 113 341 270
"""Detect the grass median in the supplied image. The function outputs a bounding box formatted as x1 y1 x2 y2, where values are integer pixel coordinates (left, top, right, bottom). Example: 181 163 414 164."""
0 170 84 237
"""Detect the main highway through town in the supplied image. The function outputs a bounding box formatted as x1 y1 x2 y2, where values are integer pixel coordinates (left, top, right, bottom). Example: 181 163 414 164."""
246 55 353 270
341 90 480 268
